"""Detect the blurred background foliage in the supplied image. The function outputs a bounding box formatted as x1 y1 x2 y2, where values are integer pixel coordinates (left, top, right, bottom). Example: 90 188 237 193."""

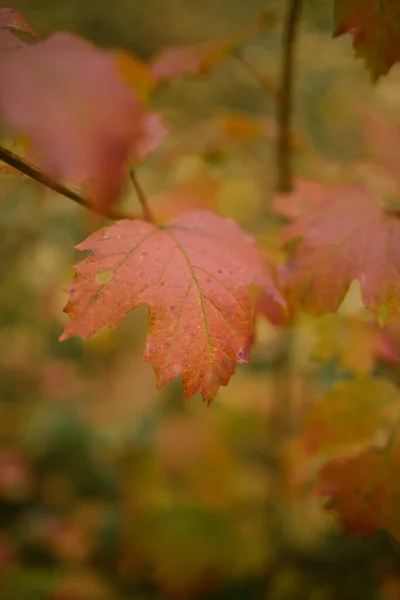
2 0 400 598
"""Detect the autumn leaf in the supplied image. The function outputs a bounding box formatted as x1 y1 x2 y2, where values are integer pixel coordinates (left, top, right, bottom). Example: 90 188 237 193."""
0 28 24 52
150 11 274 83
0 163 23 176
375 318 400 365
303 376 400 455
279 184 400 324
150 40 231 82
334 0 400 80
0 7 37 38
307 375 400 541
273 179 327 220
315 443 400 540
150 176 220 221
116 51 156 106
133 112 169 164
363 111 400 187
60 210 284 402
0 32 160 213
163 113 279 171
312 314 378 375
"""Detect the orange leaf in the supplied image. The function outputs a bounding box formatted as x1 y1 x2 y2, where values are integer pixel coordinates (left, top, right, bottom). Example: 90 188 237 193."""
0 163 24 176
116 51 156 106
280 184 400 324
334 0 400 80
303 376 400 455
312 315 378 375
60 210 284 402
216 113 273 143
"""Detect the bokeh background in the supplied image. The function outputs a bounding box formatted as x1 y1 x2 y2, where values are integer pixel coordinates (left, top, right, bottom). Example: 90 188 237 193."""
2 1 400 598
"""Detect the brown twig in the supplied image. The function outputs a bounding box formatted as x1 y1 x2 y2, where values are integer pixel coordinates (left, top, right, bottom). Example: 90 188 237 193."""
276 0 302 192
233 52 279 100
0 145 141 221
258 3 303 597
130 170 155 223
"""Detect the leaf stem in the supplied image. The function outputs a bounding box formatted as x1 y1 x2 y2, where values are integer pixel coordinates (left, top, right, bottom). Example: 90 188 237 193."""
276 0 302 192
233 52 279 100
0 144 141 221
130 169 155 223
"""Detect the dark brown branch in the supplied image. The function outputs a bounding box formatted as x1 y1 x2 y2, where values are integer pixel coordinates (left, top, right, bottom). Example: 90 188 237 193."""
130 170 155 223
276 0 302 192
0 145 141 221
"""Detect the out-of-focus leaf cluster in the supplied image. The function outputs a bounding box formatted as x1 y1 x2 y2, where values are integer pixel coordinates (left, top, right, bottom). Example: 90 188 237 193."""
1 174 399 599
3 0 400 598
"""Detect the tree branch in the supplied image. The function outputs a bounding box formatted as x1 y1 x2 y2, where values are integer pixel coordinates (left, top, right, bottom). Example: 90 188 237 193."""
0 145 141 221
258 4 303 596
276 0 302 192
130 170 155 223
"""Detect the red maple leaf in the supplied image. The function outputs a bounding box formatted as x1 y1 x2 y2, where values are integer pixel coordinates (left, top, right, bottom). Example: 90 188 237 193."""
0 31 162 213
334 0 400 80
60 211 285 402
279 184 400 324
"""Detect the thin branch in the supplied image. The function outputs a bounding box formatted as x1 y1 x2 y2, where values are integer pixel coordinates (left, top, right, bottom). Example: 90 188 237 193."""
258 4 303 596
0 145 141 221
276 0 303 192
130 170 155 223
233 52 279 100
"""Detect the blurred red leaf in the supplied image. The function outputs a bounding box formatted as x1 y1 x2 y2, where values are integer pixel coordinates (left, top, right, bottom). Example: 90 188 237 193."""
334 0 400 80
0 32 158 213
134 112 168 163
280 184 400 324
315 443 400 539
151 40 230 82
305 375 400 542
0 450 31 501
273 179 328 220
0 535 14 568
60 210 284 402
376 319 400 364
363 111 400 185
